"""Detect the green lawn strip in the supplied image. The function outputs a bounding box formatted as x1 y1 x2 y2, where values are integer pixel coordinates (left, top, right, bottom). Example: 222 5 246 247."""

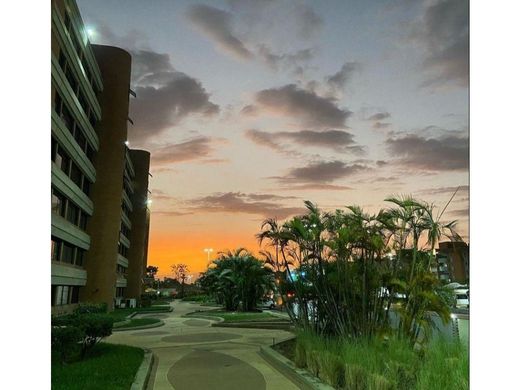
52 343 144 390
191 310 283 322
114 317 161 329
108 306 171 322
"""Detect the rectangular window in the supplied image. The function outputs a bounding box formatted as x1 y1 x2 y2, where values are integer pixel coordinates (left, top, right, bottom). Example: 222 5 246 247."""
66 202 79 225
71 286 80 304
51 189 66 216
86 144 95 162
61 286 70 305
69 163 82 188
79 212 88 230
59 149 71 175
74 128 87 151
75 248 85 267
61 243 75 264
82 178 91 196
51 237 61 261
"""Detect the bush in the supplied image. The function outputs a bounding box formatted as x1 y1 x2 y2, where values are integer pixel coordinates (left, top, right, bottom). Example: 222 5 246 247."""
318 351 345 388
294 339 307 368
72 313 114 358
140 294 152 307
52 325 84 363
307 350 321 377
73 302 107 314
386 361 416 390
345 364 368 390
368 374 396 390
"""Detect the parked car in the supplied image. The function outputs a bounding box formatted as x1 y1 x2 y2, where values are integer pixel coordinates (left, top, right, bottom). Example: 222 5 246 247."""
259 298 276 309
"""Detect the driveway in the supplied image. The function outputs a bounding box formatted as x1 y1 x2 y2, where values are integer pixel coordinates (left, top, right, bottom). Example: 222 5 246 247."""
106 301 298 390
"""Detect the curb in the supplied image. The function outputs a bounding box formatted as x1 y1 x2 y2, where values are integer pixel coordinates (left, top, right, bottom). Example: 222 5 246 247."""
213 321 293 331
259 342 334 390
113 320 165 332
130 349 155 390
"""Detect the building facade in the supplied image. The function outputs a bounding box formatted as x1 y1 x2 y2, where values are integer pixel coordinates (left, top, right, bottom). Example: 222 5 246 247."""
434 241 469 284
51 0 151 314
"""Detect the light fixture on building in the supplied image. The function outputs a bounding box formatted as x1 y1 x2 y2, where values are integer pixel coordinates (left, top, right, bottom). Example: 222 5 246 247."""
146 199 152 206
124 141 129 146
86 27 95 38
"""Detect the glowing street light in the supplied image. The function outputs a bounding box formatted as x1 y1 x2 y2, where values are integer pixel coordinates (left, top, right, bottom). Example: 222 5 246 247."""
203 248 213 262
86 27 95 39
146 198 152 207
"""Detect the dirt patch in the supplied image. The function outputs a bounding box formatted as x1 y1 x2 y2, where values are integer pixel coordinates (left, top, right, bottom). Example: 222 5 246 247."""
272 338 296 361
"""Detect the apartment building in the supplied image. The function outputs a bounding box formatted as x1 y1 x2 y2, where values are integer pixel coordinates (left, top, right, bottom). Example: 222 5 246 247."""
51 0 151 314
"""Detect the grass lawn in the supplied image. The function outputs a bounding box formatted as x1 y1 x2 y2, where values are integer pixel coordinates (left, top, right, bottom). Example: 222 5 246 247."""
52 343 144 390
114 317 161 329
192 310 284 322
108 305 170 322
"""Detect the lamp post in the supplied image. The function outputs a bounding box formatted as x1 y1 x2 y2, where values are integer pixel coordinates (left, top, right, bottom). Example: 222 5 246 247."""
204 248 213 263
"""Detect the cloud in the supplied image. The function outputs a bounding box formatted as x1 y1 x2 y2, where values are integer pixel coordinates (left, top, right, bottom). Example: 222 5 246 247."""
415 0 469 88
446 208 469 218
254 84 352 128
368 112 391 121
417 185 469 196
256 45 315 74
275 183 353 191
326 62 360 91
373 122 391 130
130 74 219 142
245 129 364 154
386 133 468 171
150 137 224 164
272 160 370 184
154 210 194 217
188 192 305 218
187 4 253 60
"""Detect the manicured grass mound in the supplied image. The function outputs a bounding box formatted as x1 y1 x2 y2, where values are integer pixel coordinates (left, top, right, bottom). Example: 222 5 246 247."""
52 343 144 390
276 330 468 390
114 317 161 329
190 310 281 322
108 305 170 322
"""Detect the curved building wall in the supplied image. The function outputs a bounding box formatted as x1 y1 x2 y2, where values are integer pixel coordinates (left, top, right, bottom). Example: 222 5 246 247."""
81 45 132 309
126 150 151 299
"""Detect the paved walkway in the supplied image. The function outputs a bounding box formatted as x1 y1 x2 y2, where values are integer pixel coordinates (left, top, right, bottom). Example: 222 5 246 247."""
106 301 298 390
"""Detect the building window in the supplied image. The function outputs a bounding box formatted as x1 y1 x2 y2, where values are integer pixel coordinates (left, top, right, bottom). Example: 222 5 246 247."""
116 287 125 298
51 189 66 217
76 248 85 267
52 285 80 306
78 211 88 230
69 163 82 188
51 237 61 261
82 178 91 197
61 242 75 264
66 202 79 225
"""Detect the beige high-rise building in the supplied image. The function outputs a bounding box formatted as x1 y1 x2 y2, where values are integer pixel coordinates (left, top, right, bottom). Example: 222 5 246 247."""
51 0 151 314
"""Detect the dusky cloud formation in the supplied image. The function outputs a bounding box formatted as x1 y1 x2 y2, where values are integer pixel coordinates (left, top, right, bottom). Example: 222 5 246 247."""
272 160 369 185
256 45 315 75
128 50 219 142
326 62 360 92
415 0 469 88
386 133 468 171
150 136 223 165
245 129 363 154
253 84 351 128
187 4 253 60
188 192 305 218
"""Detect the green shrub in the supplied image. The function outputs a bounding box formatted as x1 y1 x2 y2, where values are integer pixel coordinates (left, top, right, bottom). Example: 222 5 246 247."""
73 302 107 314
368 374 396 390
140 294 152 307
386 361 416 390
307 350 321 377
51 325 84 363
72 313 114 358
345 364 368 390
318 351 345 388
294 339 307 368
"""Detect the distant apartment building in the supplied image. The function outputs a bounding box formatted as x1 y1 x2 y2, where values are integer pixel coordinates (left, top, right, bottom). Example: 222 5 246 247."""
433 241 469 284
51 0 151 314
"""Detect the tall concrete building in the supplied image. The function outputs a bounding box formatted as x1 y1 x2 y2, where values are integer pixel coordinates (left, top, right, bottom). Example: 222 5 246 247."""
51 0 151 314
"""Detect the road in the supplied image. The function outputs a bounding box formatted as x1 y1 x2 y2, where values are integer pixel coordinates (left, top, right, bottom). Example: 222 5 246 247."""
106 301 298 390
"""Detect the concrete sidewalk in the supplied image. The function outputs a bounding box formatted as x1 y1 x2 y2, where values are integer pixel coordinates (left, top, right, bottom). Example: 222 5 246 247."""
106 301 298 390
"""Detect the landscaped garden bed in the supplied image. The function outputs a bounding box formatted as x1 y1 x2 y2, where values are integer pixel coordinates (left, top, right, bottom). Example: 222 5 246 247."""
273 331 468 390
113 317 162 330
52 342 144 390
188 310 282 323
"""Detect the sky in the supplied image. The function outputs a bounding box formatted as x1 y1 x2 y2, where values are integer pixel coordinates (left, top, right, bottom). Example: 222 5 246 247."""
77 0 469 278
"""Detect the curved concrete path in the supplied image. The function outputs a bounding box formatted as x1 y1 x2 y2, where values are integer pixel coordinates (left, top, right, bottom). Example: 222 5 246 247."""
106 301 298 390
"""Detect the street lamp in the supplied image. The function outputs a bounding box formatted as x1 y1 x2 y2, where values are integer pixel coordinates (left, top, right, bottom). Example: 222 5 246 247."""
204 248 213 262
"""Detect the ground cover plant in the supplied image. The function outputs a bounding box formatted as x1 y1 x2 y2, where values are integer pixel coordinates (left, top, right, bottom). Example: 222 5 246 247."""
188 310 281 322
51 343 143 390
113 317 162 329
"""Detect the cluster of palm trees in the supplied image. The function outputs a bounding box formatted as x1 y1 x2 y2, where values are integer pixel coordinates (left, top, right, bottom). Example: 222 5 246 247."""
257 196 463 346
198 249 274 311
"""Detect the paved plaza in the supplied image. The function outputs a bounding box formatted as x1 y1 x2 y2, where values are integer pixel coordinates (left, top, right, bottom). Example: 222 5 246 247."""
106 301 298 390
